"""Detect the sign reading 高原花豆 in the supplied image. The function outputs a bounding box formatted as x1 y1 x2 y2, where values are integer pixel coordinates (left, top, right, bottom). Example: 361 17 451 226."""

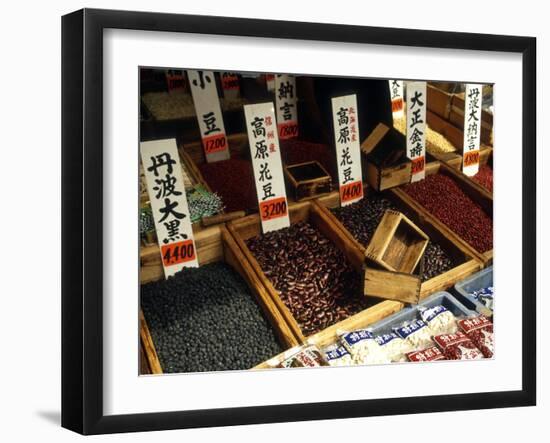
389 80 404 118
221 72 240 100
140 139 198 277
462 84 483 176
187 70 229 163
331 95 364 207
244 102 290 233
406 81 427 182
275 74 298 140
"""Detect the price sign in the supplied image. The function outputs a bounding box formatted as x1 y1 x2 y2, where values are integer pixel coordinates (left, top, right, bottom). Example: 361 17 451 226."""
462 84 482 176
331 95 364 207
389 80 404 118
266 74 275 92
221 72 240 100
187 70 230 163
140 139 198 276
275 74 298 140
165 69 186 93
406 81 427 182
244 102 290 233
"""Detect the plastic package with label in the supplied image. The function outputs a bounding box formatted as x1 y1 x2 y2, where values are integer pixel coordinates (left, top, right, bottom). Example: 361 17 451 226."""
339 329 391 365
418 305 458 335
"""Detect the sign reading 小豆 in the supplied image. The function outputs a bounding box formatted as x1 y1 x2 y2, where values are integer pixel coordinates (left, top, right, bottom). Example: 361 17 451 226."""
187 70 230 163
462 84 483 176
389 80 404 118
165 69 186 93
266 74 275 92
406 81 427 182
140 139 198 277
274 74 298 140
221 72 240 100
244 102 290 233
331 95 364 207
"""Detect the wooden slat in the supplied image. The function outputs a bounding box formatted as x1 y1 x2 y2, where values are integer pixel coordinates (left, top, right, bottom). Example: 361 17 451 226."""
364 267 421 304
139 309 163 374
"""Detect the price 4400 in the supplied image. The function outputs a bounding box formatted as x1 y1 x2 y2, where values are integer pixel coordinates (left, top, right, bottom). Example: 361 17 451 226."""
161 239 196 267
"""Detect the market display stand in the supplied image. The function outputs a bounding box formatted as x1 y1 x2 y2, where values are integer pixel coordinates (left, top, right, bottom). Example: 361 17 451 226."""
139 224 301 374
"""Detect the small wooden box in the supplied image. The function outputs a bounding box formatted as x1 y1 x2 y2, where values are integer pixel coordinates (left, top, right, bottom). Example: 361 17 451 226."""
363 267 421 304
362 123 412 191
283 160 332 201
365 210 429 274
427 84 453 120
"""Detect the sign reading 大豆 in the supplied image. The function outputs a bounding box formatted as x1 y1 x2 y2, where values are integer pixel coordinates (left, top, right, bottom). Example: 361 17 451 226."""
406 81 427 182
389 80 404 118
331 95 364 207
140 139 198 277
462 84 483 176
221 72 240 100
187 70 230 163
275 74 298 140
244 102 290 233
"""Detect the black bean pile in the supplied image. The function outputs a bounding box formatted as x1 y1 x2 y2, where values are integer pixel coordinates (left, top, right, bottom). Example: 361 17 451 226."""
141 262 283 373
331 195 456 281
246 222 371 336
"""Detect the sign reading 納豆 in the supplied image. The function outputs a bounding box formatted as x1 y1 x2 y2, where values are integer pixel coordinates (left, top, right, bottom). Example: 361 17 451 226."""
275 74 298 140
221 72 240 100
187 70 229 163
244 102 290 233
331 95 364 207
140 139 198 277
389 80 404 117
462 84 482 176
406 81 427 182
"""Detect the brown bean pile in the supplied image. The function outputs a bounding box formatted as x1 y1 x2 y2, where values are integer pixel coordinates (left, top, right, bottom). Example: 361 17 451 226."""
331 195 456 281
246 222 371 336
403 174 493 253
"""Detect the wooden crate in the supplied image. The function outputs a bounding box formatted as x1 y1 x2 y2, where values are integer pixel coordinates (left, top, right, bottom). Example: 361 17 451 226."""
283 160 332 201
227 201 407 344
427 84 453 120
139 224 300 374
315 187 482 298
392 162 493 265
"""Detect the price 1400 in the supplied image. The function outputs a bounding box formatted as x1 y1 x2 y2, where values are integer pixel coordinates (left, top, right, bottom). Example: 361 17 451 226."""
161 239 196 267
340 181 363 203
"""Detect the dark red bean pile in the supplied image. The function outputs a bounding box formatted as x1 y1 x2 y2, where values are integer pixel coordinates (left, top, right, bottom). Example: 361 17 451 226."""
199 158 258 213
403 174 493 253
472 165 493 193
331 195 456 281
280 139 336 179
141 262 283 373
246 222 371 336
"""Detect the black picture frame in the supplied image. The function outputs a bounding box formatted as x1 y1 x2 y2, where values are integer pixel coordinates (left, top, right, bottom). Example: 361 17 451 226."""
62 8 537 435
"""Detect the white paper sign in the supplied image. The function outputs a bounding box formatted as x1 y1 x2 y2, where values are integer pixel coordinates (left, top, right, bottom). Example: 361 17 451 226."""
266 74 275 92
389 80 404 118
187 70 230 163
244 102 290 233
462 84 483 176
274 74 298 140
331 95 364 206
221 72 240 100
406 81 427 182
140 139 198 277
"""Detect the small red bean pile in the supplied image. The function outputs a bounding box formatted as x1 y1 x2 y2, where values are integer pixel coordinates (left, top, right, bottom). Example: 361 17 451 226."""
472 165 493 193
199 158 257 213
403 174 493 253
246 222 371 336
280 139 336 179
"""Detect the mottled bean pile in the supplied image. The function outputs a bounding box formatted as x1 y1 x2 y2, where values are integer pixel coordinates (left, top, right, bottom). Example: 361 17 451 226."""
403 174 493 253
141 262 283 373
331 195 456 281
472 165 493 193
246 222 370 336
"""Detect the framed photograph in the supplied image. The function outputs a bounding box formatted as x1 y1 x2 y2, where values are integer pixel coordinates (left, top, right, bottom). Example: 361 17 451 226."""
62 8 536 435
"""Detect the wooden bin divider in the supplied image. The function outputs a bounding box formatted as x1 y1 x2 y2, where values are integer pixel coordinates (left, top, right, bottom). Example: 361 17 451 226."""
139 224 301 374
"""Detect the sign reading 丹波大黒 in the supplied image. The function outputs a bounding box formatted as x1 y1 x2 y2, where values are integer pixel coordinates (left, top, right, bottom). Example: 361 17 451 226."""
389 80 404 118
266 74 275 92
187 70 230 163
274 74 298 140
406 81 427 182
462 84 483 177
221 72 240 100
244 102 290 233
165 69 186 93
331 95 364 207
140 138 198 277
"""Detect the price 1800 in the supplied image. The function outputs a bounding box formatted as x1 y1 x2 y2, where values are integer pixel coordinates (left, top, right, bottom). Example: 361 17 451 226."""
278 122 298 139
161 239 196 267
260 197 288 221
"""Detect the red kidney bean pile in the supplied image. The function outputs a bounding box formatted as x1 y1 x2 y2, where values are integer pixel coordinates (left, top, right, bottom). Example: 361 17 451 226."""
198 158 258 213
280 139 337 179
331 195 457 281
402 174 493 253
472 164 493 193
245 221 372 336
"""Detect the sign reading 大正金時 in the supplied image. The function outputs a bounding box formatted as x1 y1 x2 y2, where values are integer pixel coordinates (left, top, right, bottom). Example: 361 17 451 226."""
406 81 427 182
